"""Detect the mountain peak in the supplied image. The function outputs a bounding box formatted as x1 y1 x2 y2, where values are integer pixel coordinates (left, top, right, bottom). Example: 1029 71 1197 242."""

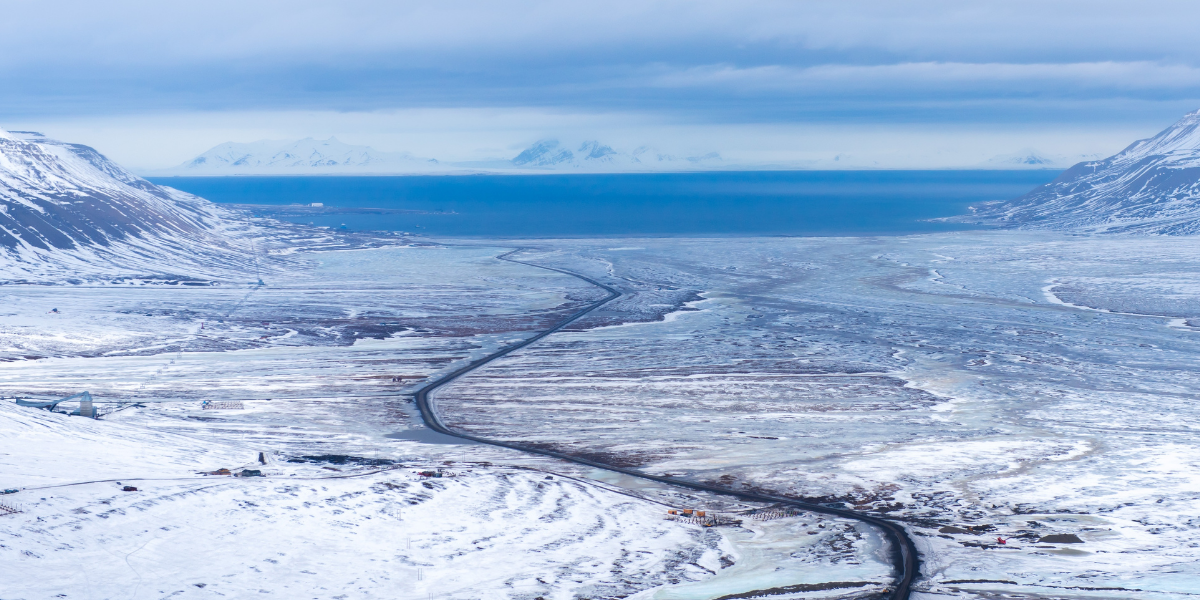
510 139 721 171
0 128 261 279
163 138 439 175
984 148 1068 169
1116 109 1200 161
512 139 574 167
578 140 618 161
969 107 1200 234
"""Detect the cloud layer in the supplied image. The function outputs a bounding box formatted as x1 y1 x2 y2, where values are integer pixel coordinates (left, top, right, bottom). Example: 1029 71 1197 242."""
3 1 1198 167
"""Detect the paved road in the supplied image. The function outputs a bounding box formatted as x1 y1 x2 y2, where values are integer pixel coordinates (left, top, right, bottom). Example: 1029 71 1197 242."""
412 248 920 599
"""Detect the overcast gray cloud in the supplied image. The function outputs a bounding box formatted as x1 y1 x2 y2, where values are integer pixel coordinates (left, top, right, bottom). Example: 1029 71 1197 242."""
6 1 1200 65
2 1 1198 167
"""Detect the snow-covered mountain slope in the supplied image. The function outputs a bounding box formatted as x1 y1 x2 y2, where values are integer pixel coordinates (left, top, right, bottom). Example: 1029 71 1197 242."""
0 128 271 281
511 139 722 171
969 109 1200 233
162 137 444 175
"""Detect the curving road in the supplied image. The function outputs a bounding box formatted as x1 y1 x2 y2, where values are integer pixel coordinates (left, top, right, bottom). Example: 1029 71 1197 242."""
412 248 920 599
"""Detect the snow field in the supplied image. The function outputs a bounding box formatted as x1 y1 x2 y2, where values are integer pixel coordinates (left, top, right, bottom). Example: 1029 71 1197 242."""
11 234 1200 598
0 391 738 599
2 469 732 599
432 236 1200 598
4 243 830 600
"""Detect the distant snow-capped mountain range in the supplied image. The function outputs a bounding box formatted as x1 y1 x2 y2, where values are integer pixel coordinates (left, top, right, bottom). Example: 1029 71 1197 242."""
510 140 721 169
173 137 443 174
970 108 1200 234
151 136 1095 175
152 138 723 175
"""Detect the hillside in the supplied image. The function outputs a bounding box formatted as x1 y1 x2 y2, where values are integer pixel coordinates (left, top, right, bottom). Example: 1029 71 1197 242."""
969 109 1200 234
0 128 273 281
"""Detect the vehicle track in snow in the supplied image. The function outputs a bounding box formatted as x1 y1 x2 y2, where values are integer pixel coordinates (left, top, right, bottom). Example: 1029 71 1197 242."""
413 248 920 600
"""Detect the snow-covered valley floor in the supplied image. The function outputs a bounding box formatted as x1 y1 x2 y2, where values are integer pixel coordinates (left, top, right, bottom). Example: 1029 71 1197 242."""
0 243 893 600
436 235 1200 599
2 397 748 600
3 233 1199 599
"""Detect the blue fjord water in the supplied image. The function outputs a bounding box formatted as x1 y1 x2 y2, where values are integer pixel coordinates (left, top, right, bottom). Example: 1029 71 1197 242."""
150 171 1059 237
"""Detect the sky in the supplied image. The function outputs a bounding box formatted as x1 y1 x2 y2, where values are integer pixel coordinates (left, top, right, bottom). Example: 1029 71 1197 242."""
3 0 1200 170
